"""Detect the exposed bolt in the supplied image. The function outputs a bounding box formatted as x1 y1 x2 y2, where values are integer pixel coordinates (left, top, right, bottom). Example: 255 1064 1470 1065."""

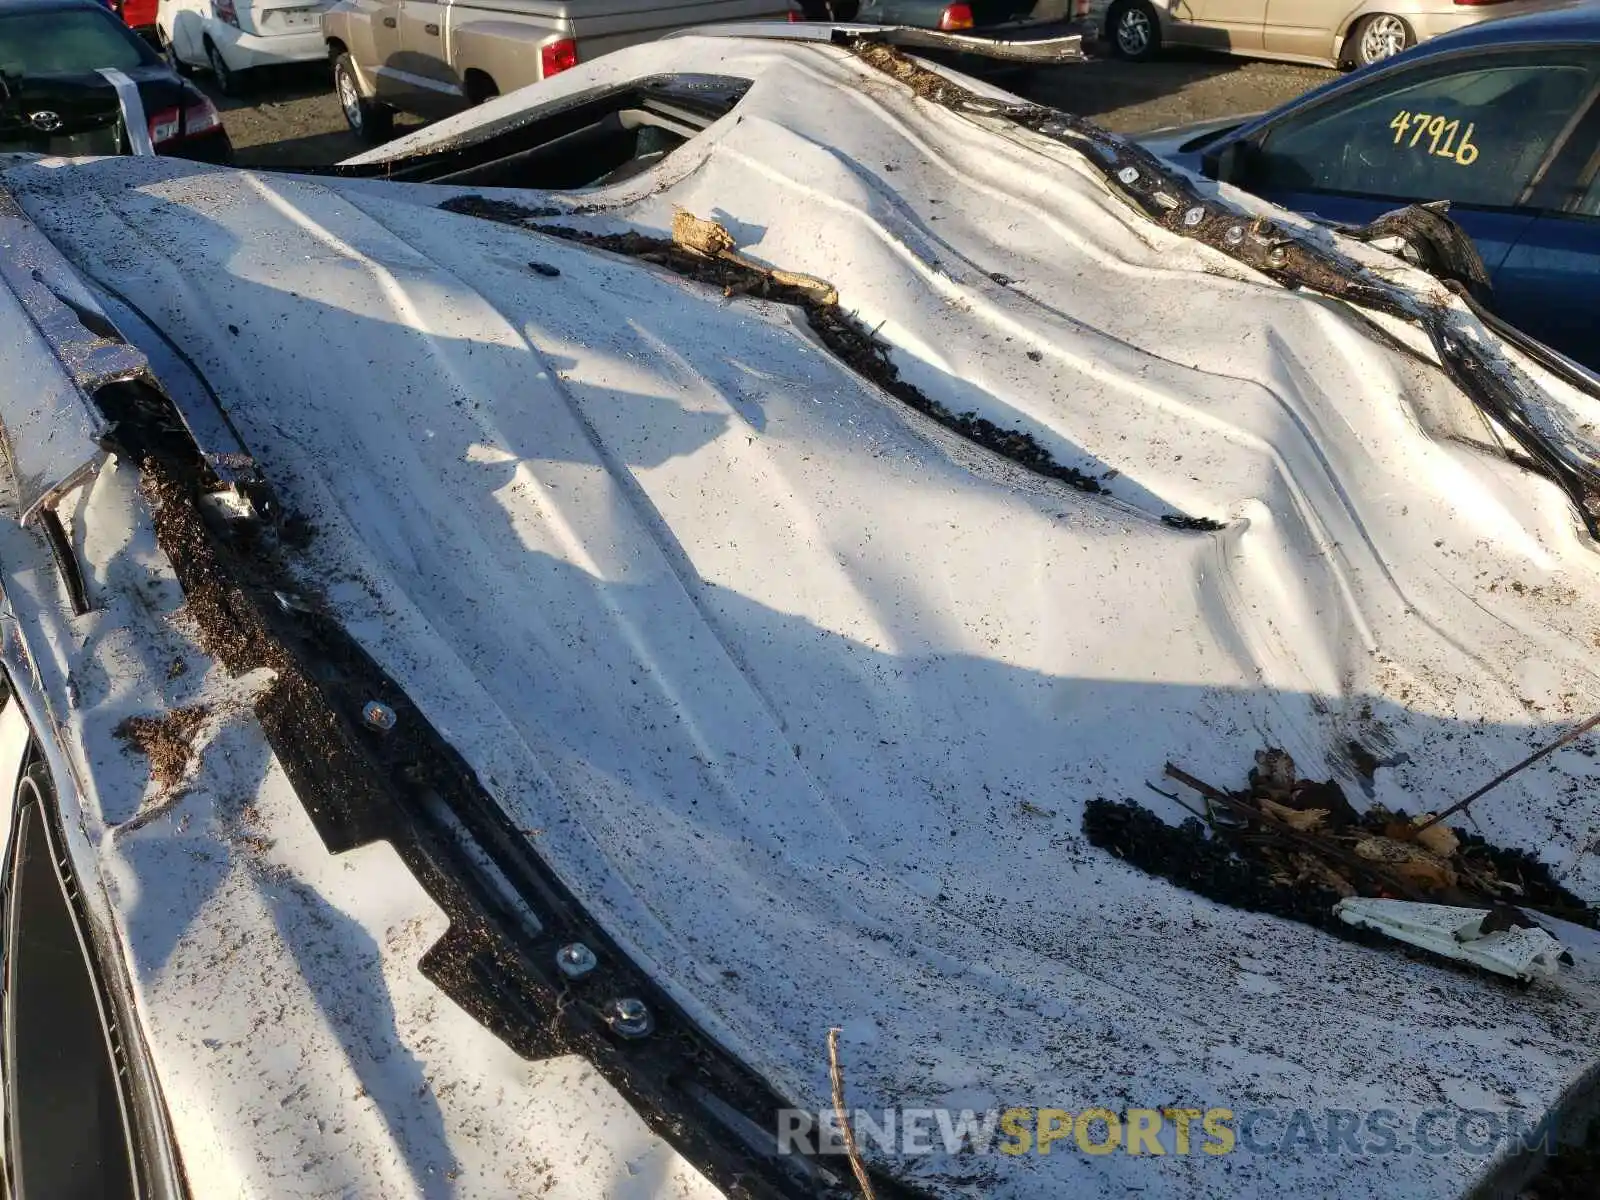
361 700 396 731
556 942 597 979
606 997 653 1039
1268 246 1288 264
1183 206 1205 227
1116 166 1139 185
1224 225 1245 246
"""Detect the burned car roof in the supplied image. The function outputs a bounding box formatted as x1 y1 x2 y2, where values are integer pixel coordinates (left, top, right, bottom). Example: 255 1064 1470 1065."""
4 31 1600 1200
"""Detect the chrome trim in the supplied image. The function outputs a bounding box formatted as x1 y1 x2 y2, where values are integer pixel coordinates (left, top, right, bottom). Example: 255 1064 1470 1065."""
373 64 464 95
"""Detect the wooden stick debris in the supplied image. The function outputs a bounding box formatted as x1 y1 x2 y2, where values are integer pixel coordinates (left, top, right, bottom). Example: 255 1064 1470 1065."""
1163 764 1427 900
1410 710 1600 835
827 1027 877 1200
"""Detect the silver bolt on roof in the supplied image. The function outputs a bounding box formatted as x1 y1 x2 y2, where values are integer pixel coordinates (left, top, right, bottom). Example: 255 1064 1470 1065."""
361 700 396 731
556 942 598 979
606 997 653 1039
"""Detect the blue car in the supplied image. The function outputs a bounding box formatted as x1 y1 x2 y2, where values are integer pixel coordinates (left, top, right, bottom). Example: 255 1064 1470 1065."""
1144 3 1600 373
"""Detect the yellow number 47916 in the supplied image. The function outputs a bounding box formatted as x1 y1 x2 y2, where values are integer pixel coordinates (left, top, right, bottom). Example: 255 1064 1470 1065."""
1387 110 1479 165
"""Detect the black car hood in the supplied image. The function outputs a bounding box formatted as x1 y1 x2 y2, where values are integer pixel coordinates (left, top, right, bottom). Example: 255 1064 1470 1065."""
0 63 185 147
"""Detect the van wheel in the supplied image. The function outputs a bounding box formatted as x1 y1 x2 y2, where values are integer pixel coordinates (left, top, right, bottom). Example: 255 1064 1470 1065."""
335 53 394 142
205 39 243 96
1106 0 1160 61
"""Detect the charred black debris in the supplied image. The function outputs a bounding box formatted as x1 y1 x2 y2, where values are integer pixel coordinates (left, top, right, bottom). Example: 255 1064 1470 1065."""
1084 747 1598 975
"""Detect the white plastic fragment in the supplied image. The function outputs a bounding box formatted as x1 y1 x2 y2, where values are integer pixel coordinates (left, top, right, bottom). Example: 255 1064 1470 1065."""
1334 898 1569 983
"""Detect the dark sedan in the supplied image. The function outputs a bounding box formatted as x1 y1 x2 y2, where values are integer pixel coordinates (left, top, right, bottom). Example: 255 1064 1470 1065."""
1144 3 1600 374
0 0 232 162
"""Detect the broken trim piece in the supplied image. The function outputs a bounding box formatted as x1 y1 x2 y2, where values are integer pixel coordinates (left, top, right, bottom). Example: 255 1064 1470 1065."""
36 508 89 617
1335 898 1569 983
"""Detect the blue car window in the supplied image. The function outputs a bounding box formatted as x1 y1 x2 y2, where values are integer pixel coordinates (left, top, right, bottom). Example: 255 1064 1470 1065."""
1250 54 1600 211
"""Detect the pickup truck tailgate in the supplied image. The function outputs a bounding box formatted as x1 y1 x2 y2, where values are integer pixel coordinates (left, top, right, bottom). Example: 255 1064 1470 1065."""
564 0 795 57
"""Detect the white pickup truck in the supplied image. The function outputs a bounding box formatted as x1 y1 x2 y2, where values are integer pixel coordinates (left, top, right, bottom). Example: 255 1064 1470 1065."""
322 0 793 139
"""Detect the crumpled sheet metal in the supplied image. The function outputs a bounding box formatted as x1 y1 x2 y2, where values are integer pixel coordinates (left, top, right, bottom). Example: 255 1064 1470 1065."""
0 188 141 522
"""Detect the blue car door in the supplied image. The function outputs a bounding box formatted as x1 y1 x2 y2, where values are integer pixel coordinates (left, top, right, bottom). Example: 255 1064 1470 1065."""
1217 47 1600 294
1490 105 1600 371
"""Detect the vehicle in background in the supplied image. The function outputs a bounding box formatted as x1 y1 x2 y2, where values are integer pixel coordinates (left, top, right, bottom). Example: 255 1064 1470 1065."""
156 0 331 94
1142 4 1600 372
814 0 1087 37
321 0 795 141
107 0 159 36
1087 0 1569 67
0 0 232 161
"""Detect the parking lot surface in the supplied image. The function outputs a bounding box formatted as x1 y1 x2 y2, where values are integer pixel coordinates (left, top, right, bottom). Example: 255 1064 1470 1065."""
214 50 1335 169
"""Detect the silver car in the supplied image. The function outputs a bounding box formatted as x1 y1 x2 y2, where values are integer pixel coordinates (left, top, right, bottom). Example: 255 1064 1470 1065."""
1092 0 1570 67
322 0 793 140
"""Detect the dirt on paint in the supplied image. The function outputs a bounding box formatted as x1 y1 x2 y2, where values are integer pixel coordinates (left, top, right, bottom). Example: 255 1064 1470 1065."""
135 462 396 852
109 423 852 1199
848 41 1600 538
453 210 1120 500
115 705 207 794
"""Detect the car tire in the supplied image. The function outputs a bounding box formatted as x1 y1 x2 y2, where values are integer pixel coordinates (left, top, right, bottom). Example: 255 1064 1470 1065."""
334 53 394 143
205 39 243 96
1106 0 1161 62
1349 13 1413 68
464 71 499 106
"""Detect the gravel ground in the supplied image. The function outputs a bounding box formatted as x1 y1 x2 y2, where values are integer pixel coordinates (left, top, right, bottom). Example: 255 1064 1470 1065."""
211 48 1334 169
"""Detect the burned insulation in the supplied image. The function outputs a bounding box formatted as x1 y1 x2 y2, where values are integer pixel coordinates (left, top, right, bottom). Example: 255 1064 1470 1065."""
1084 749 1599 959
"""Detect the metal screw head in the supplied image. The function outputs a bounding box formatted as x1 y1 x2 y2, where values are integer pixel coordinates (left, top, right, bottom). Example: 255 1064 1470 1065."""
1224 225 1245 246
1268 246 1287 264
1116 166 1139 185
556 942 597 979
361 700 396 731
1182 206 1205 227
606 997 653 1039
